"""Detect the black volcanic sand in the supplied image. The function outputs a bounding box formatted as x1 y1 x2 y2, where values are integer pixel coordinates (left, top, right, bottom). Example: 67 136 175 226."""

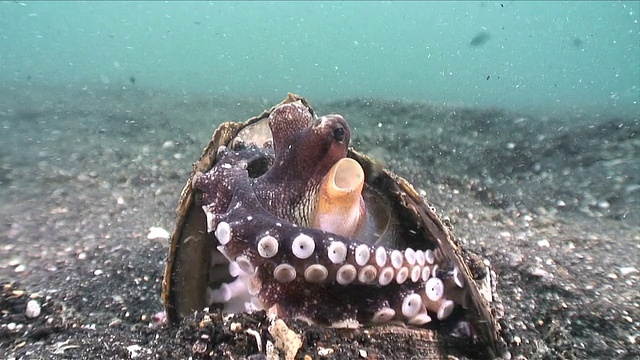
1 84 638 359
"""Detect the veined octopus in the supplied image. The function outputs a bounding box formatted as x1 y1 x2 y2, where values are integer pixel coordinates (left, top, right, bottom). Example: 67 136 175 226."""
162 94 504 358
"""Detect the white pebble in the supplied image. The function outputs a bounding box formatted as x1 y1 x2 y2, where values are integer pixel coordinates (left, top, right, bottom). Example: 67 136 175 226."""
530 267 553 279
537 239 550 247
162 140 175 149
318 348 334 356
619 266 638 276
25 300 41 318
147 226 170 240
126 344 142 358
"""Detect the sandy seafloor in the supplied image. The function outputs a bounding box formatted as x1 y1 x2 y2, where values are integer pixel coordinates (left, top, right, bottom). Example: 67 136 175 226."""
0 84 638 359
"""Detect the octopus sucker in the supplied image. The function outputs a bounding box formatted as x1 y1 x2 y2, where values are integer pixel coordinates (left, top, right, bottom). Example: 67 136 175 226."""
336 264 357 285
273 264 297 283
401 293 423 318
396 266 409 284
213 221 232 245
164 94 504 358
371 307 396 323
378 266 395 286
354 244 370 266
327 241 348 264
291 234 316 260
256 235 279 258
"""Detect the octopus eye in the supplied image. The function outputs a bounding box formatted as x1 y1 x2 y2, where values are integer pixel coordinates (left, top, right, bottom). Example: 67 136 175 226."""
333 126 345 142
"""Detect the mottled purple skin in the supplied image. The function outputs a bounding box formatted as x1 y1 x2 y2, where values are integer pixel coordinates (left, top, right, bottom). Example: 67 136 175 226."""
254 102 351 224
195 101 350 225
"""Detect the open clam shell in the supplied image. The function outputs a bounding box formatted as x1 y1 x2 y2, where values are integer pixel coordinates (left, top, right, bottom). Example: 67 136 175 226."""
162 94 504 358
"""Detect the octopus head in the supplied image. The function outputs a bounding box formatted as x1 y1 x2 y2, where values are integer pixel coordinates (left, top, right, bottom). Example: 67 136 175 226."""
265 101 351 186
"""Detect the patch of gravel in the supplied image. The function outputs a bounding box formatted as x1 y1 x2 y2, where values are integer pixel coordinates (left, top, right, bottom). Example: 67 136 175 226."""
1 84 638 359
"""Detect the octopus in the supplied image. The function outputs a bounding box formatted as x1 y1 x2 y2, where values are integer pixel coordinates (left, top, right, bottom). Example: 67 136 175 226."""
189 101 476 328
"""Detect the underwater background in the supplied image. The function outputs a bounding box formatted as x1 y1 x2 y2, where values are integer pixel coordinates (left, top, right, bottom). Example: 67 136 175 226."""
1 2 640 359
1 1 638 117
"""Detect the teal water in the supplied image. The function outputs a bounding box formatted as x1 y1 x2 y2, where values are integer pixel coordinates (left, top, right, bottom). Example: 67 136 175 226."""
1 1 638 117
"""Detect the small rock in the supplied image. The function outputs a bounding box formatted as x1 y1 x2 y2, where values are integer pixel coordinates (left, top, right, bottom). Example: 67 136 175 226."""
147 227 170 240
530 267 553 279
230 322 243 332
318 347 334 356
126 344 142 358
619 266 638 276
162 140 175 149
513 336 522 345
359 349 368 358
268 319 302 360
25 300 41 318
537 239 550 248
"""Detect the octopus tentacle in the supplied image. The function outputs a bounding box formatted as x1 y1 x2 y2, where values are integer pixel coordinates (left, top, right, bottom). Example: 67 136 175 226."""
193 156 466 327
